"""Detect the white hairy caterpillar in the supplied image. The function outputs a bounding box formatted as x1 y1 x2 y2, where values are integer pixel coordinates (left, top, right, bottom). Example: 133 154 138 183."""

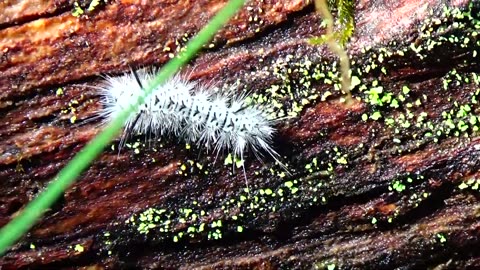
96 68 284 174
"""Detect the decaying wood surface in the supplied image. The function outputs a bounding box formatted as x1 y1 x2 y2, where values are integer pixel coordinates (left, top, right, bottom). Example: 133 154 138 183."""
1 0 480 269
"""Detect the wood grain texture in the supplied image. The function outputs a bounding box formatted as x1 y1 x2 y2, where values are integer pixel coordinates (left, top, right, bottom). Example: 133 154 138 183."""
1 0 480 269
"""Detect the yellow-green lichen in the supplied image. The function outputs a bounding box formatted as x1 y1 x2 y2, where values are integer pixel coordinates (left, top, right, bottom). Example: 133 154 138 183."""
436 233 447 243
72 0 107 17
73 244 84 253
116 2 480 251
458 177 480 191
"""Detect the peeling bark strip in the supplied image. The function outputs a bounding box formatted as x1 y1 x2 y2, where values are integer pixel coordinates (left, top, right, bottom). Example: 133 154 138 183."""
1 0 480 269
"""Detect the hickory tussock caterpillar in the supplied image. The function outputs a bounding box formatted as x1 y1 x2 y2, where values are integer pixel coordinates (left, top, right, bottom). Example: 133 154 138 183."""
97 68 284 176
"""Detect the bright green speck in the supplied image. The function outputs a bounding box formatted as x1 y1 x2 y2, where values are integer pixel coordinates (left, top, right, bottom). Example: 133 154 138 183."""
224 154 233 165
458 182 469 189
74 244 84 253
285 181 294 188
370 111 381 120
56 87 64 96
437 233 447 243
327 263 336 270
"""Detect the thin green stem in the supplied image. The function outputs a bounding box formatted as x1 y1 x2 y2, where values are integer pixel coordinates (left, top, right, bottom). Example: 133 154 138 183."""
0 0 245 255
314 0 352 103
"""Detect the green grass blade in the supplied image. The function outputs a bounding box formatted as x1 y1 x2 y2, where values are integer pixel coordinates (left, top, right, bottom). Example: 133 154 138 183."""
0 0 245 255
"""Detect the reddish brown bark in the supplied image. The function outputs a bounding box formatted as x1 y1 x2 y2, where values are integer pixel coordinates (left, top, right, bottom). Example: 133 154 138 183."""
1 0 479 269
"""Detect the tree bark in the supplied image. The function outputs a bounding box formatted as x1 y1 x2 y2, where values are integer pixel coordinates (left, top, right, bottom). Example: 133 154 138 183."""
1 0 479 269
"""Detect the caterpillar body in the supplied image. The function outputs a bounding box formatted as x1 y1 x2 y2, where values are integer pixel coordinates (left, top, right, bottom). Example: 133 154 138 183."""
97 68 282 172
